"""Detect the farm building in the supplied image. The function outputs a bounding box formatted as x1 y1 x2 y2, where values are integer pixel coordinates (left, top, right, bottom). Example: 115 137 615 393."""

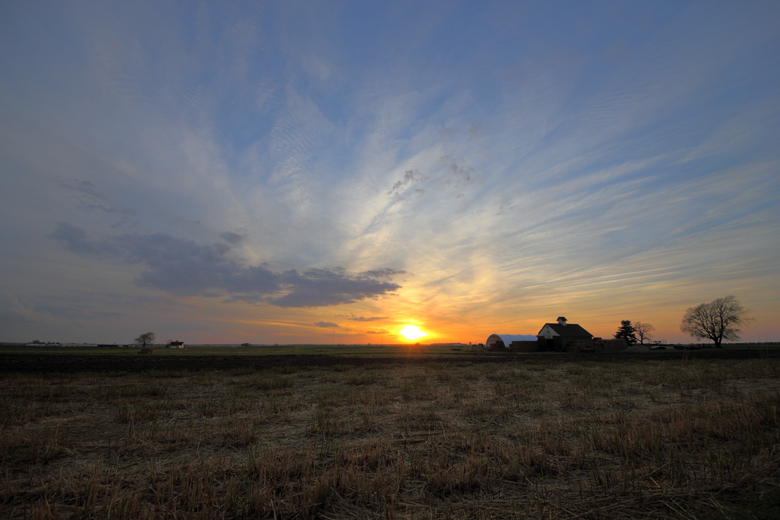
485 334 538 352
537 317 593 352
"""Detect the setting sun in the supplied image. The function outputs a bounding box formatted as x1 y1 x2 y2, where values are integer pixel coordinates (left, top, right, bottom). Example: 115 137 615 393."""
398 325 427 341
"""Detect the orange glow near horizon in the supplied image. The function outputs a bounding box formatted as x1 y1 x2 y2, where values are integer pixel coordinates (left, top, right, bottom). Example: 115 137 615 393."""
398 325 427 341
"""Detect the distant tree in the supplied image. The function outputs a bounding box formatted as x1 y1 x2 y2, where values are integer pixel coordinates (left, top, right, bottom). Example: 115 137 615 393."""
614 320 638 345
134 332 156 349
633 321 655 345
681 295 752 348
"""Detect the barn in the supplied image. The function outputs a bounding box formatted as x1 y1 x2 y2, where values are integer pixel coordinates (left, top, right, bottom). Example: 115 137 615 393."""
485 334 538 352
537 317 594 352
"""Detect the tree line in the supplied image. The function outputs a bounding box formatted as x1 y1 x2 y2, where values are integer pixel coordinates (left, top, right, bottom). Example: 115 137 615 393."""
615 295 751 347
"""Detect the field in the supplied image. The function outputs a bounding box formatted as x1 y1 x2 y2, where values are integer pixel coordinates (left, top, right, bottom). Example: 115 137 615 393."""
2 348 780 519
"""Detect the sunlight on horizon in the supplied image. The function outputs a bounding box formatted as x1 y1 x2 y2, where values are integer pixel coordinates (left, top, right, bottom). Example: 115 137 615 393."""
398 325 427 341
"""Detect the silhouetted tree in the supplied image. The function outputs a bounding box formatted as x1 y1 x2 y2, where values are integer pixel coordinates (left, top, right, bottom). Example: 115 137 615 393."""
614 320 637 345
633 321 655 345
134 332 156 349
681 295 751 348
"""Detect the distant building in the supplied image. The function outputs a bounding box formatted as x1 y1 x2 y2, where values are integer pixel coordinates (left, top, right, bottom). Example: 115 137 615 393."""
166 340 185 349
537 317 593 352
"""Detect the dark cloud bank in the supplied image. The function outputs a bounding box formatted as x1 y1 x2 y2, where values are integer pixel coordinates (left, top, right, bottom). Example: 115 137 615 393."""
49 223 403 308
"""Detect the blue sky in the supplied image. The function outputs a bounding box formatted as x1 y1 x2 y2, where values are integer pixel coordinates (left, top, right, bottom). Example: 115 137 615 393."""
1 1 779 344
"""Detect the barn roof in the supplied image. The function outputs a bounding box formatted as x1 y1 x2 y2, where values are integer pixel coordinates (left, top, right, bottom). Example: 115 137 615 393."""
539 323 593 338
486 334 538 346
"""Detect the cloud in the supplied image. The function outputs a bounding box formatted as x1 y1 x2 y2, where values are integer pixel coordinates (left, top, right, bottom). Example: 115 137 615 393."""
365 329 389 334
441 156 475 187
219 231 247 244
49 223 403 307
387 169 427 198
314 321 339 328
361 269 405 278
336 314 388 322
0 293 40 325
271 268 402 308
385 158 478 203
59 179 137 216
48 222 100 254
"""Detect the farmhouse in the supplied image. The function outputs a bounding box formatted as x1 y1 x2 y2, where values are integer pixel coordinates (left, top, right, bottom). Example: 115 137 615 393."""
485 334 538 352
537 317 593 352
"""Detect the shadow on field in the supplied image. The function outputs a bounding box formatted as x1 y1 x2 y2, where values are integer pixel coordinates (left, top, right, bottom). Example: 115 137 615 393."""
2 347 780 374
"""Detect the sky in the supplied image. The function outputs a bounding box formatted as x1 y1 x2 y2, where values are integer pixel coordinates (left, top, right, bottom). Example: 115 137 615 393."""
1 1 779 345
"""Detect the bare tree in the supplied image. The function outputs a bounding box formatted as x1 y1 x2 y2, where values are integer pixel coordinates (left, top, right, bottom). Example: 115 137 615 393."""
134 332 156 349
680 295 751 348
633 321 655 345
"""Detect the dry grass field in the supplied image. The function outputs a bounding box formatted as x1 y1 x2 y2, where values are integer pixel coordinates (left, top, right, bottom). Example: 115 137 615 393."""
2 354 780 519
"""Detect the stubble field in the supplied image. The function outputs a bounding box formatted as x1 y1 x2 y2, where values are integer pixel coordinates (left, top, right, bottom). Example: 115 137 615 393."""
2 351 780 519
